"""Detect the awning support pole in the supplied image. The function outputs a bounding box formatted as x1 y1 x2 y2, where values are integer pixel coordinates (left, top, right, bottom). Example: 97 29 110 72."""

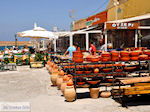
86 32 89 51
104 30 108 51
135 29 138 48
54 38 57 52
70 33 73 46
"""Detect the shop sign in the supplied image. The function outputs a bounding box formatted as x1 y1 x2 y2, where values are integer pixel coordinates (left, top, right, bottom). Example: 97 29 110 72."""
106 22 139 29
86 11 107 26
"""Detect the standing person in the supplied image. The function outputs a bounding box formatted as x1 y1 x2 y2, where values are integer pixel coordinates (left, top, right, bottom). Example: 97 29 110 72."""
89 42 96 55
64 44 78 58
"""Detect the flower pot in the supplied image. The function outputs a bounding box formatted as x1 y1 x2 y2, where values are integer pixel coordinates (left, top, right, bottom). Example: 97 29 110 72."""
89 88 100 99
120 57 130 61
100 91 111 98
64 86 76 102
130 51 141 56
120 51 130 56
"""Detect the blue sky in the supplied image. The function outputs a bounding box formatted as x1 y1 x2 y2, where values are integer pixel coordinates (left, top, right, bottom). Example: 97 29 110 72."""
0 0 109 41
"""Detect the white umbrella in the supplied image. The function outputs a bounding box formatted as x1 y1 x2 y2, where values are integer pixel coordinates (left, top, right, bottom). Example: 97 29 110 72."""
17 23 55 39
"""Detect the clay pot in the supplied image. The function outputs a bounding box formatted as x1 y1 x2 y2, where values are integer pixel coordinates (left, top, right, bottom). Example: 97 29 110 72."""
77 82 85 85
72 57 84 63
120 57 130 61
101 52 111 57
120 51 130 56
143 50 150 56
73 54 83 58
130 56 139 61
102 68 113 73
111 51 120 57
87 80 100 85
84 71 92 74
67 79 74 86
60 81 67 95
124 66 136 72
56 76 63 89
89 88 100 99
139 55 149 60
130 51 141 56
64 86 76 102
115 69 123 72
50 74 58 86
101 57 111 62
100 91 111 98
75 71 83 74
90 57 100 62
111 57 120 61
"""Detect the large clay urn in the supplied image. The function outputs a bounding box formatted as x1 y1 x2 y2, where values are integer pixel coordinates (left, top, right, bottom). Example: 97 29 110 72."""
100 91 111 98
50 73 58 86
64 86 76 102
89 88 100 99
60 75 70 95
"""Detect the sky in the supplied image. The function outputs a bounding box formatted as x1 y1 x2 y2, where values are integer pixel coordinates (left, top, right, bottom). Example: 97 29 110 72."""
0 0 109 41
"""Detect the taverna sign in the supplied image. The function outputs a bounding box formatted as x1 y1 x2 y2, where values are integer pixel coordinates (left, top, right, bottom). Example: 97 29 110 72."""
106 22 139 30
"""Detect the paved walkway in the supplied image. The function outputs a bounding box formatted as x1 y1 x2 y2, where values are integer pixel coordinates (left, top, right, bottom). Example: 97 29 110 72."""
0 66 149 112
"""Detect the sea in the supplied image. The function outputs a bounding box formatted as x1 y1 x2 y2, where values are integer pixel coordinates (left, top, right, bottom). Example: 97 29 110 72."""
0 46 25 51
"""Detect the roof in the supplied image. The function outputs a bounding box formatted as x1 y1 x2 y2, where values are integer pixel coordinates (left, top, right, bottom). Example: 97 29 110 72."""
106 13 150 23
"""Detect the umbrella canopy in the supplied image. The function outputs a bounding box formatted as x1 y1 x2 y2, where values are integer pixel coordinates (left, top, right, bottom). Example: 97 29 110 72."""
17 23 55 39
142 34 150 40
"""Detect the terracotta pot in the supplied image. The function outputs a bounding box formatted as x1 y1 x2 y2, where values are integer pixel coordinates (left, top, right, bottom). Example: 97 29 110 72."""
73 54 83 58
67 79 74 86
131 56 139 61
89 88 100 99
100 91 111 98
60 81 67 95
120 51 130 56
139 54 149 60
87 80 100 85
111 51 119 57
102 68 113 73
101 52 111 57
115 69 123 72
124 66 136 72
72 57 84 63
101 58 111 62
90 57 100 62
59 70 65 76
77 82 85 85
75 71 83 74
111 57 120 61
120 57 130 61
130 51 141 56
84 71 92 74
64 86 76 102
143 50 150 56
50 74 58 86
56 76 63 89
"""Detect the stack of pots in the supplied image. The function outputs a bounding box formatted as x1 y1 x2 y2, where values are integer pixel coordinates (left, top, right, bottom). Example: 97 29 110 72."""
120 51 130 61
101 52 111 62
143 50 150 60
111 51 120 61
130 50 141 61
72 48 84 63
64 79 76 102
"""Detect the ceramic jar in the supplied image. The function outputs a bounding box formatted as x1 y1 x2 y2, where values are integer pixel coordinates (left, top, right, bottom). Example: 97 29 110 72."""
89 88 100 99
64 86 76 102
